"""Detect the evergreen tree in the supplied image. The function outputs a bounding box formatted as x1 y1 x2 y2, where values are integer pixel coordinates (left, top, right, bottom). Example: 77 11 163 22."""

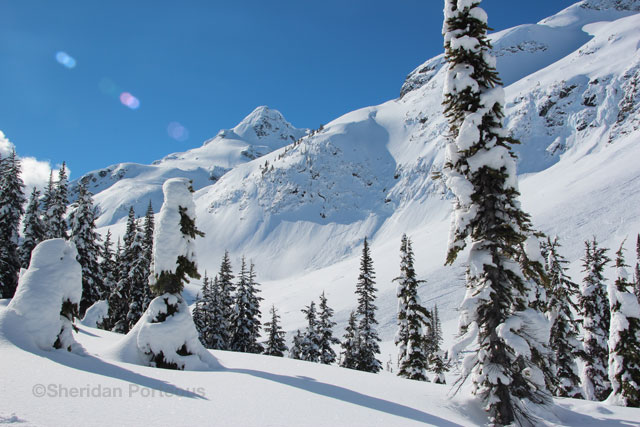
217 250 236 349
19 187 45 268
206 275 228 350
47 162 69 239
263 305 288 357
125 220 149 330
141 201 155 309
427 305 448 384
69 183 104 315
394 234 431 381
0 151 25 298
607 242 640 407
192 274 209 345
354 237 381 373
340 311 360 370
579 237 611 401
290 330 304 360
98 229 117 330
317 292 340 365
300 300 321 362
634 234 640 303
442 1 551 423
41 170 55 236
546 237 583 398
230 258 263 353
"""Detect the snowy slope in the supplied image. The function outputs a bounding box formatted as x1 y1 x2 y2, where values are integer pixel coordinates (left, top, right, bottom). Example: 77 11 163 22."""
83 0 640 361
1 314 639 426
73 106 307 226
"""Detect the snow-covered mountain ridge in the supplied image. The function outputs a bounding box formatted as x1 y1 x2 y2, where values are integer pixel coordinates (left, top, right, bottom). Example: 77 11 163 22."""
83 1 640 340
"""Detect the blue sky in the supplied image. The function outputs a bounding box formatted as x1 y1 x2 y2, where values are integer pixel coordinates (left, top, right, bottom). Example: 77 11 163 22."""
0 0 576 181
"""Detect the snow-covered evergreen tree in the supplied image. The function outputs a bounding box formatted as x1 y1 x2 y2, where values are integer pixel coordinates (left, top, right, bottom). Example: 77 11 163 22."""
97 229 117 330
19 187 45 269
263 305 288 357
69 183 104 316
0 151 25 298
47 162 69 239
205 275 228 350
289 330 304 360
442 1 551 423
427 305 448 384
354 237 381 373
141 201 154 309
299 300 321 363
192 274 209 344
142 177 209 370
579 237 612 401
108 208 138 333
230 258 263 353
606 242 640 407
634 234 640 303
340 311 360 370
41 170 55 237
545 237 583 398
217 250 236 349
317 292 340 365
394 234 430 381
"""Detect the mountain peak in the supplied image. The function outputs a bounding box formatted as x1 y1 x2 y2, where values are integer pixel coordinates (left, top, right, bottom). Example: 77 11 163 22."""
220 105 307 145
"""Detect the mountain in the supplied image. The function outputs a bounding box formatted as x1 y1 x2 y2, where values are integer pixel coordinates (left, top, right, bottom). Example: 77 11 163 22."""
84 1 640 341
73 106 307 226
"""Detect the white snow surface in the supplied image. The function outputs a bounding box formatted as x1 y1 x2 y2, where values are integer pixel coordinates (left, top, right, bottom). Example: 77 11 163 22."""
80 300 109 328
0 239 83 352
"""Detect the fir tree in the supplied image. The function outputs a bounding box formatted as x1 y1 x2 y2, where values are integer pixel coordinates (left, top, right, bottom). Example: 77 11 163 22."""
545 237 583 398
634 234 640 303
0 151 25 298
47 162 69 239
41 170 55 236
141 201 155 310
19 187 45 268
145 178 206 369
125 219 151 330
69 183 104 315
263 305 288 357
206 275 228 350
427 305 448 384
98 230 117 330
354 237 381 373
394 234 431 381
230 258 263 353
317 292 340 365
579 237 611 401
192 274 209 345
340 311 360 369
290 330 304 360
300 300 321 362
607 242 640 407
217 250 236 349
442 1 551 423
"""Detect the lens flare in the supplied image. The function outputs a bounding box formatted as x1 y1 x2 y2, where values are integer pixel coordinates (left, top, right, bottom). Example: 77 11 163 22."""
119 92 140 110
167 122 189 142
55 51 76 69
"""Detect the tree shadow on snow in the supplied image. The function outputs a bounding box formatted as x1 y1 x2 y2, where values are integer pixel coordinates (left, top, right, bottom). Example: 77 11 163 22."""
228 368 461 426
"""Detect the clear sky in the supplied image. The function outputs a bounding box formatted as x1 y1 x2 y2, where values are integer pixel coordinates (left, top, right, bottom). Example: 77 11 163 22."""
0 0 576 183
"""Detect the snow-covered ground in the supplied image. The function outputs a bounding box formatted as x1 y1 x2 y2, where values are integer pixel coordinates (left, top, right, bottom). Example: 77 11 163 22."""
1 314 639 426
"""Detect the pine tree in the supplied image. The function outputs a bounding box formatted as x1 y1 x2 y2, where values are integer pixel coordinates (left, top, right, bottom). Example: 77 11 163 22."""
0 151 25 298
442 2 551 423
41 170 55 236
263 305 288 357
141 201 154 310
192 274 209 345
98 230 117 330
427 305 448 384
19 187 46 268
290 330 304 360
70 183 104 316
126 219 150 330
354 237 381 373
230 258 263 353
579 237 611 401
607 241 640 407
299 300 321 362
317 292 340 365
217 250 236 349
340 311 360 369
206 275 228 350
394 234 431 381
545 237 583 398
47 162 69 239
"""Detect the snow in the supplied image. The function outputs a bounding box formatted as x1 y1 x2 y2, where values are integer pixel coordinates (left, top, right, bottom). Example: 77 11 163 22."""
80 300 109 328
0 239 82 352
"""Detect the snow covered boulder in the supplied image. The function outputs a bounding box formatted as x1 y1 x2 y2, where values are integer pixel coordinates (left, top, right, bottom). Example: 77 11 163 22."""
0 239 83 353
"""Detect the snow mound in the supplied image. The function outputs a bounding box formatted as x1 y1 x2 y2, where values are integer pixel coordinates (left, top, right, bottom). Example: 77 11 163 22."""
80 300 109 328
0 239 83 353
106 294 219 370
